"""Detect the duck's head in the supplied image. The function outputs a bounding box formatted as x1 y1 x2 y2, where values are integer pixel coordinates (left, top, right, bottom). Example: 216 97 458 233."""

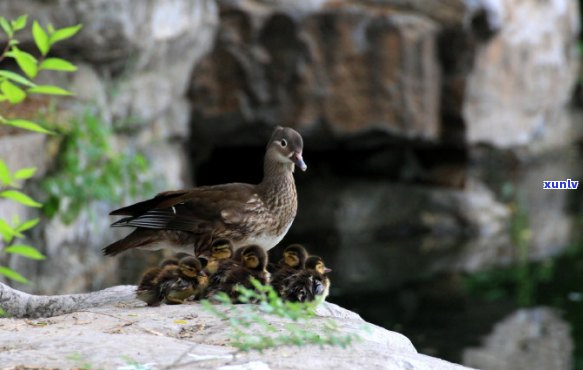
305 256 332 275
178 256 204 278
210 239 233 261
266 126 307 172
241 245 268 271
159 257 179 268
282 244 308 268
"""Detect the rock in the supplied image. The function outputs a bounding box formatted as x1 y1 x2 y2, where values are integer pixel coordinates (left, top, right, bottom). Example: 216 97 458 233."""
463 0 580 147
0 0 218 294
188 0 580 149
190 1 441 141
0 133 48 179
463 307 573 370
0 288 473 370
8 201 124 294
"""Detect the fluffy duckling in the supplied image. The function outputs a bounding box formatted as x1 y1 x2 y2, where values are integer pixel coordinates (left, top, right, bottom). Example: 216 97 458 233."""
205 245 269 302
136 257 180 306
282 255 331 303
161 256 208 304
204 239 240 285
138 256 207 306
270 244 308 296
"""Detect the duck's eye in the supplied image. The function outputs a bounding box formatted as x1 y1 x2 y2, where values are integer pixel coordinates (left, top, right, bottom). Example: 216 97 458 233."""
280 139 287 147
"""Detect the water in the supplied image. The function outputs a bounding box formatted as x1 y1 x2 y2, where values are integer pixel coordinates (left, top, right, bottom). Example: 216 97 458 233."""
313 145 583 369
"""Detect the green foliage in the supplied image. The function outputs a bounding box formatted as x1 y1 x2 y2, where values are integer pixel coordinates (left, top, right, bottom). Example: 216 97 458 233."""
0 15 81 284
66 353 98 370
202 279 359 352
42 110 152 224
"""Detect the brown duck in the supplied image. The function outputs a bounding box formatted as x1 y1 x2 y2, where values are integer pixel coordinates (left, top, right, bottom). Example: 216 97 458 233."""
103 126 306 257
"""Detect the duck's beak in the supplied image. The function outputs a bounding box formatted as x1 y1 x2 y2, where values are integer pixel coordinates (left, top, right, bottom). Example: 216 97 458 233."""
324 267 332 274
291 152 307 171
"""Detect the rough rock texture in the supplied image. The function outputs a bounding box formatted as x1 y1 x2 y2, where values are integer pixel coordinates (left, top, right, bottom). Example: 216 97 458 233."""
190 0 441 141
189 0 580 148
0 0 218 294
463 307 573 370
0 286 473 370
463 0 580 147
0 133 47 240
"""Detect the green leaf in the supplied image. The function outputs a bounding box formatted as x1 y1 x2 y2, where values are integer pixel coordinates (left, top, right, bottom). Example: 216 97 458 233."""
4 119 53 134
11 15 27 32
10 48 38 79
47 23 55 34
28 85 73 96
32 21 50 56
0 17 13 37
0 71 36 87
39 58 77 72
14 167 36 180
49 24 82 45
1 80 26 104
0 266 28 284
0 190 42 207
0 159 11 186
15 218 39 233
5 245 46 260
0 219 20 242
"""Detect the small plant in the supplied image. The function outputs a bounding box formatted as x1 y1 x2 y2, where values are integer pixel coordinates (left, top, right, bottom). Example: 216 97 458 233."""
0 15 81 284
201 279 359 352
118 356 155 370
41 110 152 224
66 352 96 370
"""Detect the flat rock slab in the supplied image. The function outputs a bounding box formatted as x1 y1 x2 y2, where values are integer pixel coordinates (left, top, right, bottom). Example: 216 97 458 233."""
0 298 473 370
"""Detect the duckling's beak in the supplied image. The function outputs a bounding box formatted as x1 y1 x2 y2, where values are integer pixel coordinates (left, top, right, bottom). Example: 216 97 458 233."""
291 152 307 171
324 267 332 274
199 270 207 277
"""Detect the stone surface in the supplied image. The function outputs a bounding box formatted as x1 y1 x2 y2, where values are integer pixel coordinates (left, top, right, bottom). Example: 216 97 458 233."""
463 307 573 370
463 0 580 147
0 0 218 294
190 0 441 141
188 0 580 149
0 294 473 370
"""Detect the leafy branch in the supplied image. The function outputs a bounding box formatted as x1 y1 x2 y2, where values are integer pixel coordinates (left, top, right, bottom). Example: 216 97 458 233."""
201 279 360 352
0 15 81 284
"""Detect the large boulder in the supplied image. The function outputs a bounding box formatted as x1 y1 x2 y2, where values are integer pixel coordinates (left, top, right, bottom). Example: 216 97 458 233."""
188 0 580 148
190 0 441 142
0 288 474 370
463 307 573 370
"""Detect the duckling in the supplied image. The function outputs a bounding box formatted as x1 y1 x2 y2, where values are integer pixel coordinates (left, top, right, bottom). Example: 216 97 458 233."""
270 244 308 296
204 239 240 286
282 255 332 303
136 257 180 306
205 245 269 302
158 256 208 305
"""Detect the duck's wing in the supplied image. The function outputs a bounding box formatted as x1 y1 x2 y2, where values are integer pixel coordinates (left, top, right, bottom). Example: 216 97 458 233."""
109 183 264 233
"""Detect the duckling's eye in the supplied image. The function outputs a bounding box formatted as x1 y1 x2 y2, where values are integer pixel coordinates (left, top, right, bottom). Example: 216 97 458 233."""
280 139 287 147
